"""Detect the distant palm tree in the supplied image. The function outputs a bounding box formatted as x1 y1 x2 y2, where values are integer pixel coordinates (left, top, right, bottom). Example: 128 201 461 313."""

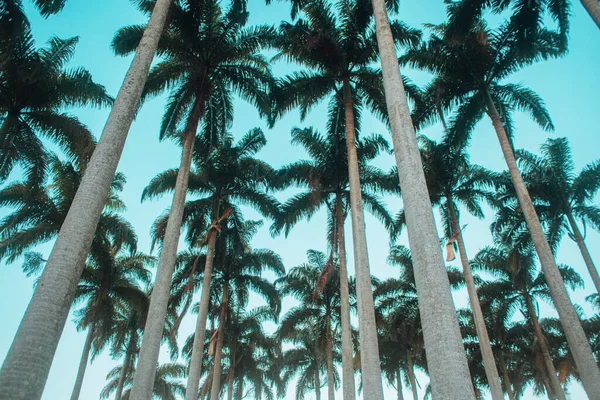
473 244 584 400
0 5 112 184
0 157 133 266
411 135 503 399
495 137 600 294
101 363 187 400
271 123 395 397
271 1 420 395
112 0 275 395
403 14 600 396
142 128 279 399
0 0 175 395
277 250 350 400
375 245 425 400
69 249 153 400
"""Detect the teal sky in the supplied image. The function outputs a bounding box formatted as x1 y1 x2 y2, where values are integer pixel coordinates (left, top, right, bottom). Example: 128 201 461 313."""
1 0 599 399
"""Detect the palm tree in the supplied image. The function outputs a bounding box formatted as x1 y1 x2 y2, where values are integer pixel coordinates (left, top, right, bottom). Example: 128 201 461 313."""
271 123 395 399
280 326 337 400
0 4 112 185
277 250 349 400
206 220 284 400
111 1 274 395
443 0 571 52
402 14 600 396
374 245 426 400
368 0 477 395
473 244 585 400
271 1 420 395
0 157 133 266
141 128 279 399
500 137 600 294
69 249 153 400
412 135 503 399
109 293 151 400
0 0 175 395
101 363 187 400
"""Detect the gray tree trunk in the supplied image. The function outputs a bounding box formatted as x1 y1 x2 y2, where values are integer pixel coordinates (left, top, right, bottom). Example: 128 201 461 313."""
0 1 173 398
185 229 218 400
210 285 229 400
485 91 600 399
326 313 335 400
226 345 236 400
396 369 404 400
335 198 356 400
447 199 504 400
581 0 600 28
70 323 95 400
525 297 565 400
499 354 516 400
406 350 418 400
130 124 198 399
342 79 384 399
369 1 476 398
115 333 136 400
315 365 322 400
566 211 600 294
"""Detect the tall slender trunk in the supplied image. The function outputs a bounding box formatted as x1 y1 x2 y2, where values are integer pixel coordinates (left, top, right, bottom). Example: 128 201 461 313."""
226 345 236 400
325 312 335 400
116 332 136 400
210 284 229 400
335 197 356 400
341 78 384 399
235 375 243 400
315 364 322 400
186 203 220 400
484 90 600 398
369 1 476 398
69 322 96 400
566 210 600 294
0 2 173 398
525 296 565 400
396 368 404 400
447 199 503 400
131 97 204 400
499 354 515 400
406 350 418 400
581 0 600 28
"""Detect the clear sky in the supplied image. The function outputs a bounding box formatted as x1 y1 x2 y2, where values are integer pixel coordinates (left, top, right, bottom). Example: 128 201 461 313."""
0 0 599 399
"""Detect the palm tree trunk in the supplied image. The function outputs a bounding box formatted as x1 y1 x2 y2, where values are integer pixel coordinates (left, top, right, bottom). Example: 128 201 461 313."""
406 350 418 400
210 284 229 400
315 365 322 400
235 376 243 400
499 353 515 400
342 78 384 399
326 313 335 400
69 323 95 400
484 90 600 398
131 99 203 399
226 347 236 400
0 2 173 398
581 0 600 28
525 296 565 400
335 197 356 400
115 332 136 400
369 1 476 398
566 210 600 294
447 199 504 400
185 225 219 400
396 368 404 400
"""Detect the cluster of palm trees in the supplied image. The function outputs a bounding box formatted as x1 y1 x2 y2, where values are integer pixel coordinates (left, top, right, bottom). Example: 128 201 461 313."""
1 0 599 399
